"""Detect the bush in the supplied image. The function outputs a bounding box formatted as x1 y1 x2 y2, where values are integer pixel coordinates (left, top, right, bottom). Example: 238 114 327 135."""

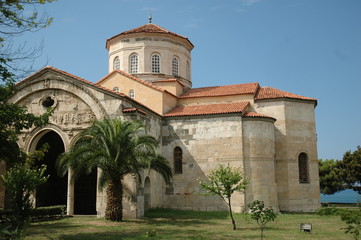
317 207 359 216
30 205 66 221
317 207 341 216
341 210 361 240
0 205 66 223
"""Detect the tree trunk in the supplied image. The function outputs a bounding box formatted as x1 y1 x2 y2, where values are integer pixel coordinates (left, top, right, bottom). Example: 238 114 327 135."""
227 197 236 230
105 179 123 221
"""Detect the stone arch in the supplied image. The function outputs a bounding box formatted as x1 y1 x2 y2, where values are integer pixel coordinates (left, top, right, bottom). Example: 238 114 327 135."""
28 128 68 207
10 76 108 120
144 176 151 211
26 124 70 153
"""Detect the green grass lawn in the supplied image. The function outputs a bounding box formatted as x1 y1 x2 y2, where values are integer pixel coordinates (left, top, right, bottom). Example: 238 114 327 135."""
25 208 349 240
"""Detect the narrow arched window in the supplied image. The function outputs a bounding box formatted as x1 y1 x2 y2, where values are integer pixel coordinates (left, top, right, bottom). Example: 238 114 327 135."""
130 54 138 73
113 56 120 70
298 152 309 183
174 147 183 174
113 87 120 92
129 89 135 99
151 53 160 73
172 57 179 76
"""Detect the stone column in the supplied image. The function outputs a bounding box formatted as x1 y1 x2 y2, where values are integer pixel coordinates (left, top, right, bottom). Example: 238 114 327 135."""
67 168 74 215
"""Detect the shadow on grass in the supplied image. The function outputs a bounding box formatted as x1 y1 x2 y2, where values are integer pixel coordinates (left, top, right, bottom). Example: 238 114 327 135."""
145 208 229 220
144 208 230 226
26 209 249 240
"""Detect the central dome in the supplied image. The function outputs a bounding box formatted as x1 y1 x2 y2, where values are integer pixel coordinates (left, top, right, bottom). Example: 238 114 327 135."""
106 23 194 88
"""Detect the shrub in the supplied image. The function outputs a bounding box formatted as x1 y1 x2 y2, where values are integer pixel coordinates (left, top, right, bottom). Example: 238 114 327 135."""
247 200 278 240
30 205 66 221
341 210 361 240
0 205 66 223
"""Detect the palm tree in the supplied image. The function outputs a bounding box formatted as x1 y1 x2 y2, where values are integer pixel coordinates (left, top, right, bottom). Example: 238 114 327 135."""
56 118 172 221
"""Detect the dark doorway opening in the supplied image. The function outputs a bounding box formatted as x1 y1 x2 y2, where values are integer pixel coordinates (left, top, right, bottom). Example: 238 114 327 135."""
35 131 67 207
74 170 97 215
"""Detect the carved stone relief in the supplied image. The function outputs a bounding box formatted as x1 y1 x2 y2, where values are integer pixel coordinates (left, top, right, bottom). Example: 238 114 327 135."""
19 89 96 128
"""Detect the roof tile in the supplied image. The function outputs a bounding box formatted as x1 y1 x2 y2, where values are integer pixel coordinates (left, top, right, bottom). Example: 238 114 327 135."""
122 108 147 115
179 83 259 98
255 87 317 102
106 23 193 49
164 102 249 117
243 112 276 121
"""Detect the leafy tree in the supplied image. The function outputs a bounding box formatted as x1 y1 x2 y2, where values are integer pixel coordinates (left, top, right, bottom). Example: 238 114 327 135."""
0 0 54 163
56 118 172 221
0 145 49 239
319 159 344 195
340 208 361 240
199 164 249 230
338 146 361 194
247 200 277 240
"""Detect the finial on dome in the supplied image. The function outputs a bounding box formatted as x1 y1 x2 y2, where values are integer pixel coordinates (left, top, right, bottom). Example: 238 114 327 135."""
148 11 152 23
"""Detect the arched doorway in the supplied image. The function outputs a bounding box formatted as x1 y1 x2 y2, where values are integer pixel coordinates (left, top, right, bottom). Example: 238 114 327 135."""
144 177 151 211
35 131 67 207
74 170 97 215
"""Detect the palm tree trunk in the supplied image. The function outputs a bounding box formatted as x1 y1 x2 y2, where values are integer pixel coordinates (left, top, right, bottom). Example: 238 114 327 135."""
105 179 123 221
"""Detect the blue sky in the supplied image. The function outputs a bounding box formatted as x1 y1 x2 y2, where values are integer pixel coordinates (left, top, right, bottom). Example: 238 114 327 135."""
17 0 361 161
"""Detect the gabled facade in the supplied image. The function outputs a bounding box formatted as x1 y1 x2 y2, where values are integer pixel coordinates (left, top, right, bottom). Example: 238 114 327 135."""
1 23 320 218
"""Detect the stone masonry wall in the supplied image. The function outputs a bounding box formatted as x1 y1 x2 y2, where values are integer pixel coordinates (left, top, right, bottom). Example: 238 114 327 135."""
161 114 245 212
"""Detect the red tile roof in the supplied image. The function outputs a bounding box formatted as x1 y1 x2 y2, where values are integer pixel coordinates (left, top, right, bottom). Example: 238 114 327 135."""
17 66 102 90
152 78 185 87
164 102 249 117
16 66 162 116
106 23 194 49
243 112 276 121
179 83 260 98
96 70 177 97
255 87 317 103
122 108 147 115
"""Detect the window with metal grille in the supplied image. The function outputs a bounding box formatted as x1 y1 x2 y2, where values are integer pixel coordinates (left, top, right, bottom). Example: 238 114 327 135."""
151 54 160 73
174 147 183 174
113 56 120 70
172 57 179 76
298 152 309 183
130 54 138 73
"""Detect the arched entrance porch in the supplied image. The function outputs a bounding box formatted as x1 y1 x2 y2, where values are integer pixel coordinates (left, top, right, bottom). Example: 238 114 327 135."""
34 131 67 207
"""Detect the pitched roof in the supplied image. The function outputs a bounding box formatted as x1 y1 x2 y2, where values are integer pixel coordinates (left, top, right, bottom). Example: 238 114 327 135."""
17 66 102 90
16 66 162 116
96 70 177 97
179 83 260 99
106 23 194 49
164 102 249 117
243 112 276 121
122 107 147 115
255 87 317 103
152 78 185 87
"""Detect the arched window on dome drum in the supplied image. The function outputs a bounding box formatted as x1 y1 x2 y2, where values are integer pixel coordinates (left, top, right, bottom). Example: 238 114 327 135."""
173 147 183 174
172 57 179 76
151 53 160 73
298 152 309 183
130 54 138 73
129 89 135 99
113 56 120 70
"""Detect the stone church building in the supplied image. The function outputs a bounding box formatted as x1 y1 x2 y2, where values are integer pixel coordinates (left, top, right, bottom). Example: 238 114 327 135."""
2 22 320 217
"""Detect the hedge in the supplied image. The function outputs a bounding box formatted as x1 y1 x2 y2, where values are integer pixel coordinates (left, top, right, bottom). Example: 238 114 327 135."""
0 205 67 223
